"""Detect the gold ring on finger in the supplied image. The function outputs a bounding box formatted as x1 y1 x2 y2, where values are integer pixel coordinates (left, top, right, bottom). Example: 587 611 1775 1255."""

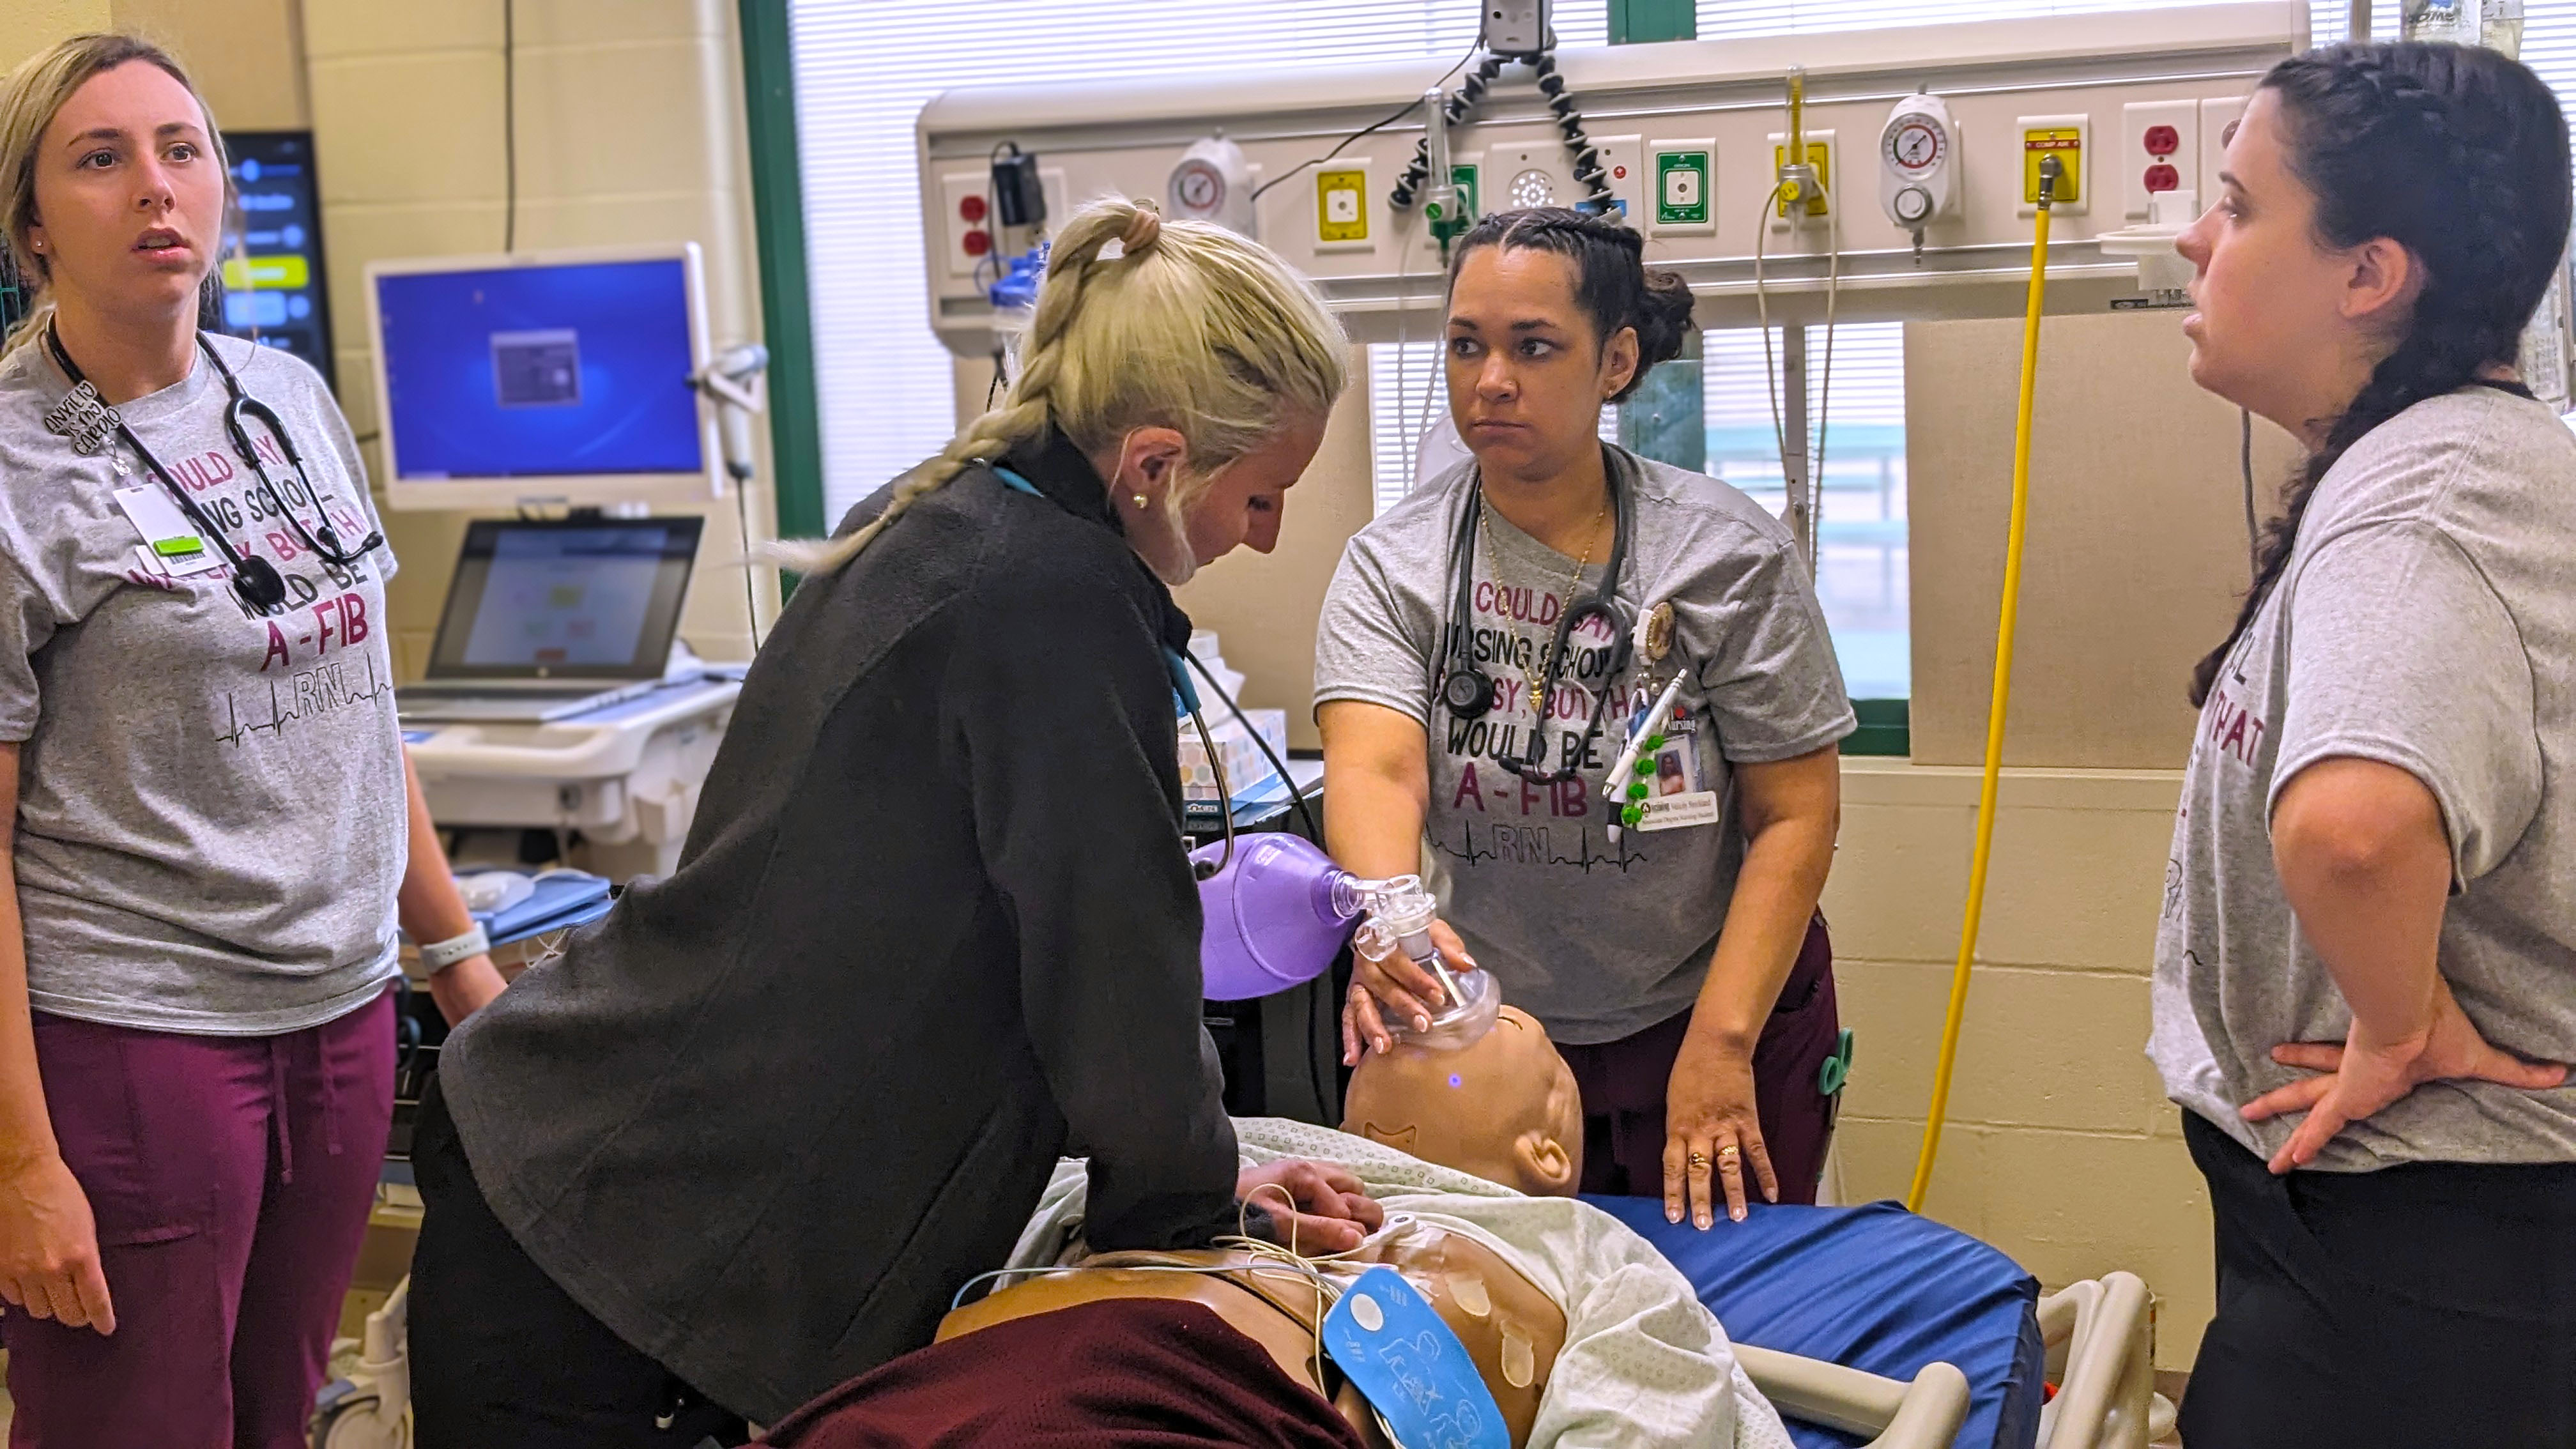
1717 1144 1740 1161
1687 1151 1709 1167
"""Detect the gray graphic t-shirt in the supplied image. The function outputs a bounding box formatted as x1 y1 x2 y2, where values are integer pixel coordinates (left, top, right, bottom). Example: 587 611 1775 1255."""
1316 448 1852 1045
2150 388 2576 1169
0 334 404 1034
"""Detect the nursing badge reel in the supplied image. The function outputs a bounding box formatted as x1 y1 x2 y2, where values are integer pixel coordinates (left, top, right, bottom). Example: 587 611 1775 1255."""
1607 602 1721 842
1323 1266 1508 1449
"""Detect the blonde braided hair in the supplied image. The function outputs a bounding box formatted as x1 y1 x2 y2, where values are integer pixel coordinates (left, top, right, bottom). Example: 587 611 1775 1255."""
769 196 1347 574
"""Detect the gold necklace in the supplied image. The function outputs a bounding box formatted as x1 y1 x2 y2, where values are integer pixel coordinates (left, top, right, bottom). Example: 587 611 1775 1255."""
1478 496 1606 717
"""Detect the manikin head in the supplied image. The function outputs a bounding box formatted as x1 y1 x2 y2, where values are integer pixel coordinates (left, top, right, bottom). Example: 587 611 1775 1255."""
1340 1006 1582 1196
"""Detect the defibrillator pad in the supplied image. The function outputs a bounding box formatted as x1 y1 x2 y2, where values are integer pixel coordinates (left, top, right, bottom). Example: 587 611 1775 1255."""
1322 1266 1508 1449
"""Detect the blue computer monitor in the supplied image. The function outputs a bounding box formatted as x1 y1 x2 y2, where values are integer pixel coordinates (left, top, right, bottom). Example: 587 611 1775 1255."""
365 244 716 509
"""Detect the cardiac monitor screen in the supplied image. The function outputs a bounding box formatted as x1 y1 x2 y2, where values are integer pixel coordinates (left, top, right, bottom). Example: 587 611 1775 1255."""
427 518 703 680
374 257 703 480
466 528 667 668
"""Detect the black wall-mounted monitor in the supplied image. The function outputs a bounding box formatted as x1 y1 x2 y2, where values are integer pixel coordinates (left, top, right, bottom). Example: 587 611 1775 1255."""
214 130 335 390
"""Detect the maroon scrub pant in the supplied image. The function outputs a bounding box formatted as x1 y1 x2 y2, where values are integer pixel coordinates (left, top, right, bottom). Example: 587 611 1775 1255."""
2 990 395 1448
1558 915 1841 1203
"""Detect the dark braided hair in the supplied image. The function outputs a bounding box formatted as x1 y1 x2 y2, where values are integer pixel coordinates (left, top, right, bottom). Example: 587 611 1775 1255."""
2187 42 2572 707
1446 207 1695 404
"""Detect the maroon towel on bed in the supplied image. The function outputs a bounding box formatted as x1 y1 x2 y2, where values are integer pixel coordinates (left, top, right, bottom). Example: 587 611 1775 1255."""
759 1296 1367 1448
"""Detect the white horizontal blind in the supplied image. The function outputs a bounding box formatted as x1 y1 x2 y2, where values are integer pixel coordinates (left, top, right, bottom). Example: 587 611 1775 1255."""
788 3 1608 525
1698 0 2157 33
1703 325 1912 698
1368 342 1445 516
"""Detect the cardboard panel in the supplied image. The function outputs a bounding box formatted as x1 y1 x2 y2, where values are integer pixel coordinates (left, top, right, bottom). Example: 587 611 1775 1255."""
1906 312 2303 769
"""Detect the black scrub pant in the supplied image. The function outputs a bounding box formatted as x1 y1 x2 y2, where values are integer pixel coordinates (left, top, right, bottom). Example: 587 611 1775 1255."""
2178 1112 2576 1448
409 1080 753 1448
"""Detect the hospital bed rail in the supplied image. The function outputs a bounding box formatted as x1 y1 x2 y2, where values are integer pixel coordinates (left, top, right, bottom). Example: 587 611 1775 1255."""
1733 1270 2158 1449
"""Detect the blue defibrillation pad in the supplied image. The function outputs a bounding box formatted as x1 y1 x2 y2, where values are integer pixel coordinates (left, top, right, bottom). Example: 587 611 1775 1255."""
1322 1266 1509 1449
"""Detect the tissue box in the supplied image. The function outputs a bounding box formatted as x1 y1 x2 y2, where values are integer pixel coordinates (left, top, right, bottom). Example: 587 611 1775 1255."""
1179 707 1286 804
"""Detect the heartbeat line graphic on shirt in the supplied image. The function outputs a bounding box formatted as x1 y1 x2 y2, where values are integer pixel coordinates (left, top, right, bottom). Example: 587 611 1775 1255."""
1434 820 1648 875
212 654 393 746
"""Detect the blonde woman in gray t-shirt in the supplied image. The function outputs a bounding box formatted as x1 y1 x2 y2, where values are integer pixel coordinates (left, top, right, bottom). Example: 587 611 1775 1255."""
2152 42 2576 1447
0 35 503 1446
1318 210 1854 1236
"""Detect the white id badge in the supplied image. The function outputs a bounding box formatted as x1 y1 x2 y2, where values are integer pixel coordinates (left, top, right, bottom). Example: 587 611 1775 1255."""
1636 790 1721 831
112 486 224 576
1634 698 1719 831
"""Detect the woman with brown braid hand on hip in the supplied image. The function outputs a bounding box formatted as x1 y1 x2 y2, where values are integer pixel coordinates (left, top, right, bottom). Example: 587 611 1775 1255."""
2152 42 2576 1448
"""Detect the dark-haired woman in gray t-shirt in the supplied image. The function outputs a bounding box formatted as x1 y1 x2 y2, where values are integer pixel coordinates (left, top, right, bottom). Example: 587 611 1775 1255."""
1319 210 1854 1236
2152 42 2576 1446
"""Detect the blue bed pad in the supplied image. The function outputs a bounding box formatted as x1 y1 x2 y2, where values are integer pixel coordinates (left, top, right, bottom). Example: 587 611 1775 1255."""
1587 1198 2046 1449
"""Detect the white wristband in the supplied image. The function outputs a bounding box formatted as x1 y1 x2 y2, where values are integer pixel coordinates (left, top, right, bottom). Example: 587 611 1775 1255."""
420 924 491 973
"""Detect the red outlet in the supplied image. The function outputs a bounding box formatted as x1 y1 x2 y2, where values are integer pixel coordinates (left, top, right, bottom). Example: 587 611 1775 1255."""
2143 125 2182 157
960 194 988 223
2143 163 2181 193
963 229 991 257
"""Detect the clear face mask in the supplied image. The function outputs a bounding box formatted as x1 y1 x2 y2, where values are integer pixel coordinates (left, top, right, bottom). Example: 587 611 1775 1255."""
1342 873 1502 1049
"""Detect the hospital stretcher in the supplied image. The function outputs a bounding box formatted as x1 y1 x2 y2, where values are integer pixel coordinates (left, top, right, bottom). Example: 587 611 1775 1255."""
1600 1197 2163 1449
316 1203 2160 1449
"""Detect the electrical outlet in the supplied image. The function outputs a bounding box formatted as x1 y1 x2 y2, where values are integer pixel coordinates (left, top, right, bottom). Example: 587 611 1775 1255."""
939 171 992 280
1766 130 1836 231
2017 114 2090 216
2121 100 2199 221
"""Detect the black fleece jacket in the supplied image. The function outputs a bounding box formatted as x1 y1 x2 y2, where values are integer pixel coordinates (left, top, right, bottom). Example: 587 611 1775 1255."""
436 429 1242 1423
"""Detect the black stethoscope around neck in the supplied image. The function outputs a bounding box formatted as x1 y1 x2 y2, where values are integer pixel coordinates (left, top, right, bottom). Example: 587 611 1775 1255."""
1438 443 1637 786
45 324 383 613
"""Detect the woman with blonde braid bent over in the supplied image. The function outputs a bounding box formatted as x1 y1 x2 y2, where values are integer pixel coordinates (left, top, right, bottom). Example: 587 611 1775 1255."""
406 199 1383 1446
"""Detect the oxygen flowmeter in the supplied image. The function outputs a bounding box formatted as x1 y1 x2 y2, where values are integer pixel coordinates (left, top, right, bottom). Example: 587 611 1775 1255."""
1421 89 1470 256
1880 91 1961 262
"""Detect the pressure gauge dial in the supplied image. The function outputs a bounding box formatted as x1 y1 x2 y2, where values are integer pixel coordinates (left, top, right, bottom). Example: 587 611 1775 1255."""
1172 160 1225 214
1878 93 1961 237
1167 134 1257 236
1887 119 1944 174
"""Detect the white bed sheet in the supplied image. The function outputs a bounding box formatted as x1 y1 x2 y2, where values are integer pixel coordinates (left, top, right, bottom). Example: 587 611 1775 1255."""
1002 1116 1797 1449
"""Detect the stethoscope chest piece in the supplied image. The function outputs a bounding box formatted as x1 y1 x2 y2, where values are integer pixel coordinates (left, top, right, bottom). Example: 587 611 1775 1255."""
233 556 288 611
1442 664 1497 719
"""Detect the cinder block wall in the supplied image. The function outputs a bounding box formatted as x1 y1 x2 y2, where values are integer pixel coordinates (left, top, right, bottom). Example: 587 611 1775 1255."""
1823 760 2211 1368
300 0 775 670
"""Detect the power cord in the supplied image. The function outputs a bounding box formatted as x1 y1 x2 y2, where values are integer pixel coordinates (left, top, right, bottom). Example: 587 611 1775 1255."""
733 470 764 652
1250 34 1482 206
502 0 518 252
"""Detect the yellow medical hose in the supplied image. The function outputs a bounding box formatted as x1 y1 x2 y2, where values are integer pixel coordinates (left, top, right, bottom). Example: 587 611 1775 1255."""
1907 159 2061 1214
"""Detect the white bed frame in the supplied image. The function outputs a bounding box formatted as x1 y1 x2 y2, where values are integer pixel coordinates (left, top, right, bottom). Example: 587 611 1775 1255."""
1737 1271 2162 1449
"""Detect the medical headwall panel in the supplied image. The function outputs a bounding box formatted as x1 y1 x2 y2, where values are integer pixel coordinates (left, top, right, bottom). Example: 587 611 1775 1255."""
914 3 2307 353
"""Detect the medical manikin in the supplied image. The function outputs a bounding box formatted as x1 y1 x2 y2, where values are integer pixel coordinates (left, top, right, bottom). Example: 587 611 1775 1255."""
763 1008 1588 1448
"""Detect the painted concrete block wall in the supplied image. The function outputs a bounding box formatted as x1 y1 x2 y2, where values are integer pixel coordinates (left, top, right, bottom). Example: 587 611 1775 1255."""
1822 760 2212 1369
6 1 112 72
302 0 776 672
